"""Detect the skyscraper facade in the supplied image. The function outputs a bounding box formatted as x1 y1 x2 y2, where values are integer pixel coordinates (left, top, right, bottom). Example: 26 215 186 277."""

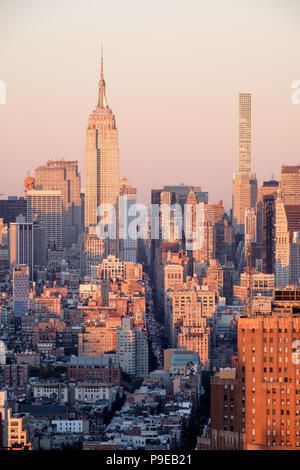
238 93 251 174
232 173 257 235
119 177 137 263
210 368 244 450
244 207 256 251
27 190 62 253
237 292 300 449
275 198 300 287
0 197 27 225
34 159 82 247
262 194 276 274
9 217 33 279
84 52 119 232
232 93 257 235
116 317 149 377
256 180 279 257
12 264 30 317
281 165 300 205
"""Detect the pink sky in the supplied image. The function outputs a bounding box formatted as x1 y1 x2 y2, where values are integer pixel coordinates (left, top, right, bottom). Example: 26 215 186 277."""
0 0 300 209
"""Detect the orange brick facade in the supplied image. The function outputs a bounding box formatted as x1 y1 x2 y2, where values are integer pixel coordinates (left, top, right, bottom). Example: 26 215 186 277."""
238 310 300 449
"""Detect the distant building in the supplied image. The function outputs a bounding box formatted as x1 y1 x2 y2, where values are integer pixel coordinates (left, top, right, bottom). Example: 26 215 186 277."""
84 51 119 245
74 381 113 404
232 93 257 235
238 93 251 174
34 159 82 247
12 264 30 317
67 356 121 385
0 197 26 225
52 419 88 434
116 317 149 377
245 207 256 248
256 180 279 257
163 184 208 205
119 177 137 262
177 302 211 370
33 380 68 404
165 349 201 378
238 293 300 449
262 194 276 274
210 368 244 450
78 325 118 357
0 390 8 448
1 364 29 394
9 215 46 274
17 352 40 368
7 410 32 450
97 255 142 282
27 189 62 253
233 271 274 304
281 165 300 205
9 217 33 278
275 198 300 287
232 173 257 235
80 228 104 277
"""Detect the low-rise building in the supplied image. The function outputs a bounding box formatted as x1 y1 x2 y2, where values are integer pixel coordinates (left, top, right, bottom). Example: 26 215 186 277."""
51 419 89 434
74 381 114 405
7 410 32 450
67 355 121 385
33 380 68 404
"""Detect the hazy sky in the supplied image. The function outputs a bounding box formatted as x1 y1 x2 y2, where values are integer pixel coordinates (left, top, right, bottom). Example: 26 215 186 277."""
1 0 300 209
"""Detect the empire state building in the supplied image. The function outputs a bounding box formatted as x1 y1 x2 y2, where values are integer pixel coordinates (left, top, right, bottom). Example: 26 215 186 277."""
84 51 119 230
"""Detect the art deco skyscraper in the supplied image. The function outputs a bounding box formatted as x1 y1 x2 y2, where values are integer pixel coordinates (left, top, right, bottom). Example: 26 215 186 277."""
84 51 119 230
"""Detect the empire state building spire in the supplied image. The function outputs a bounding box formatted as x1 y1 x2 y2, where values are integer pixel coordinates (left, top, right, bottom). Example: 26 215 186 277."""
85 51 119 231
98 45 108 109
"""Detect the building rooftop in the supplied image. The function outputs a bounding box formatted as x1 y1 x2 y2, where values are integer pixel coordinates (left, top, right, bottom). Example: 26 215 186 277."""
18 404 67 415
69 355 118 368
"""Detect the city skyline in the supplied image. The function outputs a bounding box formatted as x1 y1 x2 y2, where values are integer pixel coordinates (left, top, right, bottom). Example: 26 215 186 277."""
2 1 300 453
1 0 300 209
